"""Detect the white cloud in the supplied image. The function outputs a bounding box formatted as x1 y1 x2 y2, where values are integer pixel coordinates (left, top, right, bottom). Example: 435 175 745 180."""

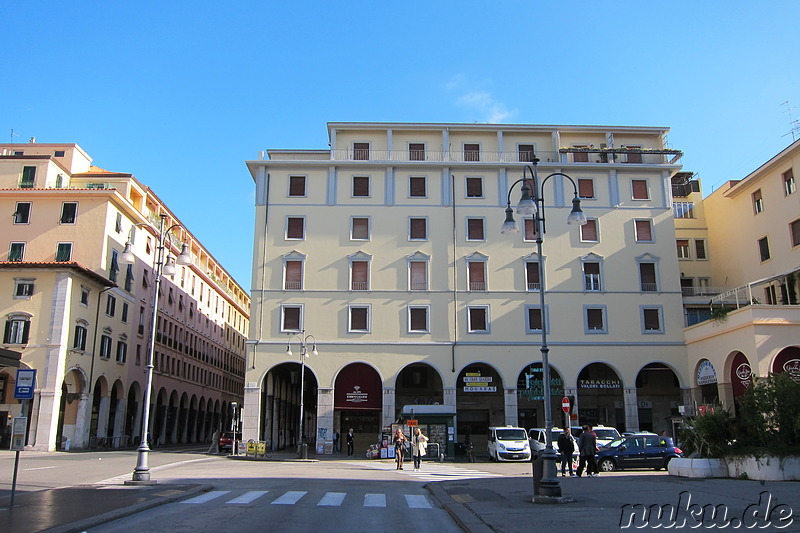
446 76 516 123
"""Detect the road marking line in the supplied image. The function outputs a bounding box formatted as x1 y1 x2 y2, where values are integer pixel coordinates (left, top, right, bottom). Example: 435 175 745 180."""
318 492 346 506
272 491 307 505
405 494 432 508
24 466 58 471
181 491 230 504
226 491 269 504
364 493 386 507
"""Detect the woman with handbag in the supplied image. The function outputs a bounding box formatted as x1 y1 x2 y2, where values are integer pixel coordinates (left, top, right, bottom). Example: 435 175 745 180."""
410 427 429 471
393 428 408 470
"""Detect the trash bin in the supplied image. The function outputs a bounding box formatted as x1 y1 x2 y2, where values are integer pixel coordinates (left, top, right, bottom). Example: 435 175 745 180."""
298 442 308 459
533 454 544 494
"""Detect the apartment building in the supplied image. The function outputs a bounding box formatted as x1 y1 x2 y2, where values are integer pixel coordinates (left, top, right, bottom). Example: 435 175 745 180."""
244 122 689 455
0 142 249 451
681 139 800 411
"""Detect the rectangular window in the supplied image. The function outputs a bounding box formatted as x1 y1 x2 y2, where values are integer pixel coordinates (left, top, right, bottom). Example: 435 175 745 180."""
409 306 429 332
115 213 123 233
116 341 127 363
632 179 649 200
352 176 370 197
572 145 589 163
635 219 653 242
580 219 599 242
289 175 306 197
467 306 488 333
106 294 116 317
351 217 370 240
409 143 425 161
109 250 119 282
578 179 595 199
286 217 305 239
526 307 543 332
784 169 796 196
465 177 483 197
639 263 657 292
758 236 770 262
4 318 30 344
351 261 369 290
586 307 606 333
525 262 540 290
518 144 535 162
790 219 800 248
467 262 486 291
122 302 129 323
642 308 663 333
55 242 72 262
124 264 134 291
523 219 539 241
409 262 427 291
100 335 112 359
60 202 77 224
54 150 65 157
409 217 427 240
464 143 480 162
466 218 485 241
409 176 426 197
13 202 31 224
81 287 90 306
14 279 34 298
583 262 601 291
9 242 25 262
625 146 643 164
349 306 369 332
676 239 691 259
20 166 36 188
73 324 87 350
694 239 707 260
284 261 303 290
752 189 764 214
353 142 370 160
281 305 302 332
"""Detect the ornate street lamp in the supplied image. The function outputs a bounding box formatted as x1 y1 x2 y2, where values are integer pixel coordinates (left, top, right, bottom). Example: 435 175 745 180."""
121 214 192 483
285 331 318 459
502 156 586 500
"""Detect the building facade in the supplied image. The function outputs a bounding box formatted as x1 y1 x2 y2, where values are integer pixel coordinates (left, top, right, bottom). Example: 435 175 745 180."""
680 139 800 412
244 122 690 455
0 142 250 451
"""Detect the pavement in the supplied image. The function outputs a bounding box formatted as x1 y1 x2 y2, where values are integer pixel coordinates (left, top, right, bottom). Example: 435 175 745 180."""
2 452 799 533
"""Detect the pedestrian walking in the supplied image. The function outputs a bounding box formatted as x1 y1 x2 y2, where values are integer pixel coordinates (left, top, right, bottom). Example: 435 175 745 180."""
333 430 340 454
410 427 429 471
576 424 598 477
393 428 408 470
208 429 220 454
346 428 354 457
557 427 575 477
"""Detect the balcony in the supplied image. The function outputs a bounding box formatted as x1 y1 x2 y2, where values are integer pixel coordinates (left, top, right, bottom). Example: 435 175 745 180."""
673 202 695 219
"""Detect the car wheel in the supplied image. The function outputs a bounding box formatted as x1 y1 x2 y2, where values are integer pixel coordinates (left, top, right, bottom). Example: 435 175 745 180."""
599 458 616 472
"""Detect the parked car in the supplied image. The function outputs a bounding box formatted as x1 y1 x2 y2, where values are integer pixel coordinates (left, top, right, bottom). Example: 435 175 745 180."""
569 425 621 448
487 426 531 462
529 427 578 463
219 431 242 452
596 434 683 471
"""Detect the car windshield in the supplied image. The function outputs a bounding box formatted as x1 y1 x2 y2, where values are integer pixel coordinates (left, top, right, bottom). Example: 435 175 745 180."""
595 429 620 440
496 429 527 441
607 438 626 447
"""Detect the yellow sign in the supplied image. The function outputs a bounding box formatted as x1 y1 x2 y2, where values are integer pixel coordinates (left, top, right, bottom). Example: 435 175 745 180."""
407 420 418 427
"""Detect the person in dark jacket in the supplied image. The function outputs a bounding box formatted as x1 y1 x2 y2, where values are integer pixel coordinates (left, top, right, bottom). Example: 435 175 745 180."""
557 427 575 477
576 425 598 477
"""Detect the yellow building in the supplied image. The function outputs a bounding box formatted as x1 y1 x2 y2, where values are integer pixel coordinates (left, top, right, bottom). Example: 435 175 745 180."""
682 139 800 411
0 142 249 451
244 122 689 455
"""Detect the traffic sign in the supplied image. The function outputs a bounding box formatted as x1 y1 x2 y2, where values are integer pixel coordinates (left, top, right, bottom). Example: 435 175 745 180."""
14 369 36 400
406 419 418 427
561 397 571 413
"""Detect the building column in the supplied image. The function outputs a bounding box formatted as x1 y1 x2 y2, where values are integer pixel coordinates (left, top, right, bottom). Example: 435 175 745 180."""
680 388 695 417
504 387 518 426
242 382 261 442
623 387 640 433
316 388 334 453
718 382 735 411
443 387 457 408
73 393 91 449
382 387 395 430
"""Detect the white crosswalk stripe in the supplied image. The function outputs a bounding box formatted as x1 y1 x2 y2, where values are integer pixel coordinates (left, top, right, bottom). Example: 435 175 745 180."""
272 490 307 505
318 492 346 506
405 494 432 509
346 461 501 482
178 489 435 509
364 493 386 507
226 490 269 504
181 491 230 504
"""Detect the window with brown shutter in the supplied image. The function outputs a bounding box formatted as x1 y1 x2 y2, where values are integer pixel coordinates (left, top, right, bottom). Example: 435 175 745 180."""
643 308 661 331
409 307 428 331
409 143 425 161
289 176 306 197
282 306 301 331
583 262 601 291
581 219 598 242
285 261 302 290
350 307 368 331
468 307 487 332
464 144 480 161
572 146 589 163
466 177 483 197
518 144 535 162
635 220 653 241
351 218 369 240
527 308 542 331
586 308 604 331
525 262 540 290
353 142 370 160
467 218 484 240
287 217 304 239
578 179 595 199
524 219 539 241
639 263 657 291
468 262 486 291
410 262 427 290
409 218 427 240
353 176 370 197
632 179 649 200
409 176 426 197
351 261 368 290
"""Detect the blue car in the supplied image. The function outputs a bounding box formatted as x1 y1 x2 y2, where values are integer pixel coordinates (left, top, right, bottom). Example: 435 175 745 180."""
596 434 683 472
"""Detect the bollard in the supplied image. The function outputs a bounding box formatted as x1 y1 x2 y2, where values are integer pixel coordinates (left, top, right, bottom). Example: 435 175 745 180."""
532 453 544 494
298 442 308 459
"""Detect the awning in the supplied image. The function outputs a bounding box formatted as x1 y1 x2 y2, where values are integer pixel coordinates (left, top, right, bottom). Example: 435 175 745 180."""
0 347 22 368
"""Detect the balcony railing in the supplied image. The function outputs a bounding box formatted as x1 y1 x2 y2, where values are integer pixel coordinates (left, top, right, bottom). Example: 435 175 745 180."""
410 282 428 291
681 286 724 297
527 282 541 291
469 281 486 291
351 281 368 291
284 281 302 290
641 283 658 292
673 202 695 219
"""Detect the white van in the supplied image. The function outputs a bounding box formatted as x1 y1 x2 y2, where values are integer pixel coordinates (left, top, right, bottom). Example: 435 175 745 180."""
487 426 531 461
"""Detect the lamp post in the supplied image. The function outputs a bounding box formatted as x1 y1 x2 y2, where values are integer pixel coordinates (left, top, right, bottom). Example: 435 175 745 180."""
501 156 587 499
121 214 192 483
285 331 317 459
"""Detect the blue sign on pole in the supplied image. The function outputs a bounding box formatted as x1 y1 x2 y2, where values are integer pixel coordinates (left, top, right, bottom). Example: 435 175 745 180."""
14 369 36 400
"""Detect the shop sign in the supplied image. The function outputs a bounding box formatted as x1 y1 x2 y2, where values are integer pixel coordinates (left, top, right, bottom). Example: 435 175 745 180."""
696 360 718 386
578 379 620 389
345 385 369 404
783 359 800 382
521 368 563 400
463 373 495 392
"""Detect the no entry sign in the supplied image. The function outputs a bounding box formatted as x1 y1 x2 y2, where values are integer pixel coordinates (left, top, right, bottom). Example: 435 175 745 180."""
561 397 571 413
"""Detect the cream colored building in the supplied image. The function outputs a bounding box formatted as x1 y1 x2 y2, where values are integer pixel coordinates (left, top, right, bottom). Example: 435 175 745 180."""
244 122 690 455
0 142 249 451
682 139 800 411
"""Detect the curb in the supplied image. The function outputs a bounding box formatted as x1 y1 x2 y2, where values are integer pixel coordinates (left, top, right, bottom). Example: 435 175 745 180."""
43 484 213 533
426 482 492 533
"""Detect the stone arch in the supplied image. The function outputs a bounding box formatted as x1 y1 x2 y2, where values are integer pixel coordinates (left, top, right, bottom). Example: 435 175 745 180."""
455 362 504 451
577 362 624 430
635 362 681 434
516 362 566 432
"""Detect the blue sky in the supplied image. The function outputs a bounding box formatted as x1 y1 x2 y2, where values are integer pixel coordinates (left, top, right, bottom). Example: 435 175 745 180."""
3 1 799 288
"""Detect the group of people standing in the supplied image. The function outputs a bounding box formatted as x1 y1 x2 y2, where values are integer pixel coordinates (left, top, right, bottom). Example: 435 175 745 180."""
393 427 428 470
555 425 599 478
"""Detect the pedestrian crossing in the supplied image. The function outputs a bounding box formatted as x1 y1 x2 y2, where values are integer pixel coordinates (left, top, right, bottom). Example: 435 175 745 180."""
179 489 434 509
347 461 501 482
